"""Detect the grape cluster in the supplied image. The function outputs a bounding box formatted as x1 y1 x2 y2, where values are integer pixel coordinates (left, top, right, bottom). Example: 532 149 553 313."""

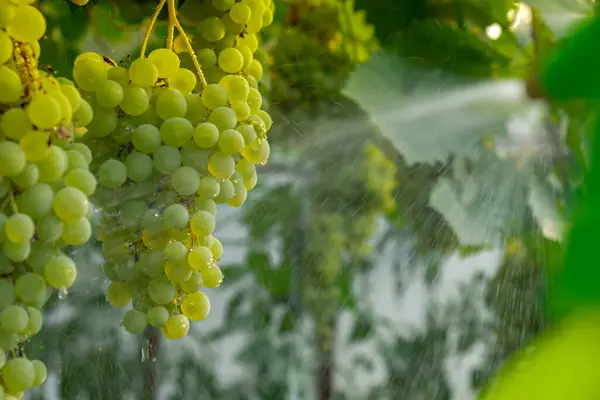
0 1 95 398
73 13 272 338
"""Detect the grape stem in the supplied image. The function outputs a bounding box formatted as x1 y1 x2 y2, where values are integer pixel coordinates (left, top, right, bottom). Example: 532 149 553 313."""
140 0 167 58
166 0 176 50
168 0 208 89
8 189 17 214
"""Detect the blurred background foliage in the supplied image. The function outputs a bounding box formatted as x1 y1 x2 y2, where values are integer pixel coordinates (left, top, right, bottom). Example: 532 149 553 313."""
24 0 591 398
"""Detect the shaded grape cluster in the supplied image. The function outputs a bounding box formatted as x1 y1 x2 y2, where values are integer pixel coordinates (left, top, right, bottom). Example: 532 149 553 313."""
0 1 96 398
71 0 273 340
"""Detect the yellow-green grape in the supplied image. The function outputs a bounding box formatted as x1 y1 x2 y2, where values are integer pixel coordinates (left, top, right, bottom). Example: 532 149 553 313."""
180 291 210 321
162 314 190 339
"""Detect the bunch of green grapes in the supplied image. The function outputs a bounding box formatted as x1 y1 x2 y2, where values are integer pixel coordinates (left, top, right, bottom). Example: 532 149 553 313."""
71 4 273 338
268 0 377 108
0 1 96 398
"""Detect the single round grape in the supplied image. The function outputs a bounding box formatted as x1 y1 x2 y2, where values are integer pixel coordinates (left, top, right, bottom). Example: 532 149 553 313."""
185 94 208 124
53 187 88 221
218 48 244 73
0 66 23 104
24 307 43 336
168 68 197 95
64 168 96 196
36 145 67 183
187 246 213 270
148 48 180 79
123 309 148 334
73 58 108 92
16 183 53 220
210 237 223 259
72 98 94 127
245 59 264 81
197 48 217 68
2 357 35 393
107 65 130 87
31 359 47 387
164 241 188 262
27 93 62 129
0 304 28 333
67 150 89 170
214 179 235 203
219 74 249 102
160 117 194 147
132 124 161 153
5 213 35 244
228 184 248 207
190 211 215 237
86 105 119 137
180 270 202 293
247 87 262 114
36 215 64 243
230 101 251 121
147 306 169 327
237 44 253 69
98 159 127 188
147 276 177 305
242 138 270 164
95 80 124 108
60 83 82 110
201 265 223 288
198 176 220 199
218 129 245 154
257 109 272 130
61 216 92 246
12 162 38 190
0 30 13 64
198 17 226 42
156 88 187 120
208 152 235 179
193 122 219 148
171 166 200 196
129 57 159 87
126 151 153 183
208 106 237 131
44 254 77 289
0 140 26 176
153 146 182 175
180 142 210 174
107 281 133 308
165 261 192 284
163 204 189 230
180 291 210 321
8 5 46 42
0 279 15 307
230 2 251 24
0 108 32 141
201 84 228 109
162 314 189 339
212 0 234 11
120 84 150 116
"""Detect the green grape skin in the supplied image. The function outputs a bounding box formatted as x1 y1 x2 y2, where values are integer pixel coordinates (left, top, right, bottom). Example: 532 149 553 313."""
201 264 223 288
198 176 220 199
160 117 194 148
165 261 192 284
153 146 182 175
120 84 150 116
31 359 47 387
162 314 190 339
147 276 177 305
201 84 228 109
73 58 108 92
197 48 217 68
163 204 189 230
2 357 35 393
98 159 127 188
147 306 169 327
125 151 153 183
61 216 92 246
0 108 32 141
132 124 162 154
17 183 54 219
156 88 187 120
44 254 77 289
180 291 210 321
181 270 202 292
95 80 125 108
0 140 26 177
129 57 159 87
169 68 197 95
148 48 181 79
52 187 88 221
64 168 97 196
198 17 226 42
72 98 94 127
230 101 251 121
218 48 244 74
0 305 29 333
218 129 245 154
185 94 208 124
193 122 219 148
208 152 235 179
122 309 148 334
230 3 252 24
190 210 215 237
12 163 38 188
164 241 188 262
214 179 235 204
107 281 134 308
171 166 201 196
219 75 249 102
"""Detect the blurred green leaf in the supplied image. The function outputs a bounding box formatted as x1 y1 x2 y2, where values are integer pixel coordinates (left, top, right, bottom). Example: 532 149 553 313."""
350 315 373 341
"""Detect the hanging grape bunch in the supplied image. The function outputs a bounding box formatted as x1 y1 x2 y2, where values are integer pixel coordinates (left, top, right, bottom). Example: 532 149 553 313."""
72 0 273 340
0 1 96 398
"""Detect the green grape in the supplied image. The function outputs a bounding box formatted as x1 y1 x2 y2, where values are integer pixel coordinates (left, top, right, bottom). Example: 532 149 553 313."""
36 145 67 182
0 108 32 140
67 150 89 170
245 59 263 80
125 151 153 182
8 4 46 41
198 17 226 42
119 200 146 229
0 141 26 176
107 66 130 87
219 74 249 102
107 281 133 307
163 204 189 229
171 166 201 195
193 122 219 148
122 309 148 334
212 0 234 12
164 241 188 262
218 48 244 73
60 83 82 110
16 183 53 219
86 106 119 137
53 187 88 221
198 176 220 199
35 215 63 243
201 265 223 288
242 138 270 164
228 184 248 207
236 158 257 179
65 168 97 196
162 314 190 339
132 290 154 313
4 213 35 244
160 117 194 147
257 109 272 130
218 129 245 154
148 48 180 79
230 3 251 24
208 152 235 179
147 306 169 327
0 67 23 104
210 237 223 259
153 146 182 175
181 270 202 292
221 13 244 35
72 98 94 127
0 305 29 333
132 124 162 153
61 216 92 245
190 211 215 236
0 31 13 64
156 88 187 120
180 291 210 321
31 360 47 387
239 32 258 52
147 276 177 305
26 94 61 129
72 143 93 163
12 163 38 188
187 246 213 270
2 358 35 393
73 58 108 92
185 94 208 124
98 159 127 188
214 179 235 203
24 307 43 336
236 44 253 69
165 261 192 284
168 68 197 95
246 87 262 113
95 80 125 108
44 254 77 289
120 84 150 116
129 57 159 87
230 101 251 121
0 279 15 307
201 84 227 109
0 327 19 351
197 48 217 68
